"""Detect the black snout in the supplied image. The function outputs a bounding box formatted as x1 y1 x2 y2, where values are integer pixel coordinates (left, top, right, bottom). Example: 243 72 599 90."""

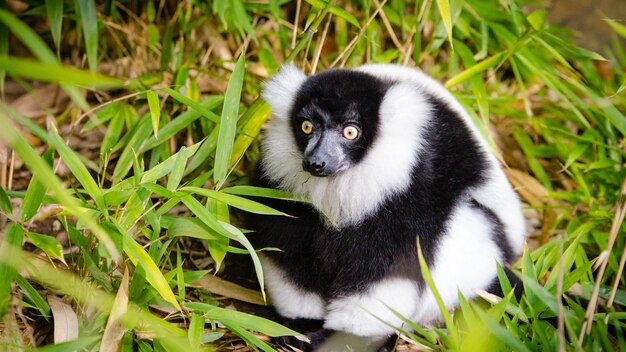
303 158 329 176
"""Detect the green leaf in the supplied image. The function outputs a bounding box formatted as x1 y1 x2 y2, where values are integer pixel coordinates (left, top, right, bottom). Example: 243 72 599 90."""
222 185 303 201
26 232 64 260
167 146 190 191
188 312 204 347
526 9 546 31
445 52 505 88
101 103 127 156
0 104 119 259
121 234 181 310
160 87 220 124
186 302 301 337
45 0 63 52
15 274 51 319
48 123 106 212
141 141 201 184
417 238 458 347
168 217 218 240
181 195 266 301
0 9 88 110
20 148 53 221
0 56 121 88
77 0 98 71
0 223 23 319
0 185 12 215
305 0 361 28
436 0 453 48
214 54 245 187
606 19 626 39
147 90 161 137
180 186 290 216
30 336 100 352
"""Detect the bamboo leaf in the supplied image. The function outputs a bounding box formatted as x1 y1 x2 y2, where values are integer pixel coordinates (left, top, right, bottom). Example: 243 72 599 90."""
0 105 119 258
0 223 23 319
26 232 64 260
167 146 190 191
186 302 301 337
445 52 505 88
436 0 453 48
122 234 181 310
0 56 121 88
181 195 266 301
15 274 51 319
48 123 105 212
160 87 220 124
0 185 12 215
147 90 161 137
76 0 98 71
45 0 63 51
181 186 290 216
214 54 245 187
305 0 361 28
417 238 458 347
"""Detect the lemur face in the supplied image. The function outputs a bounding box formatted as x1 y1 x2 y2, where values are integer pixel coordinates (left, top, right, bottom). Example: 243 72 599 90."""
288 70 389 177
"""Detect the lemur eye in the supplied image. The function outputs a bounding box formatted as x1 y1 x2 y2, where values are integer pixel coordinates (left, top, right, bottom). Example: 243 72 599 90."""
342 125 360 140
301 120 313 135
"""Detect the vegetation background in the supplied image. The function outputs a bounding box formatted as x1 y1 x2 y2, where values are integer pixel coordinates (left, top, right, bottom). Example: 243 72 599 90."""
0 0 625 351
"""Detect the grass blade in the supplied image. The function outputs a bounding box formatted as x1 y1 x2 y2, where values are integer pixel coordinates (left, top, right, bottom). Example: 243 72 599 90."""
26 232 64 261
45 0 63 52
0 56 121 88
0 223 23 320
417 238 458 347
76 0 98 71
181 186 291 216
160 87 220 124
305 0 361 28
147 90 161 137
0 9 88 110
436 0 453 48
181 195 266 301
0 104 119 259
121 234 181 310
214 54 245 188
15 274 51 319
47 122 105 212
0 185 12 215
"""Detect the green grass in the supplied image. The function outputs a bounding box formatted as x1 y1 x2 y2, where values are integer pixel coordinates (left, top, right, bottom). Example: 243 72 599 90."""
0 0 625 351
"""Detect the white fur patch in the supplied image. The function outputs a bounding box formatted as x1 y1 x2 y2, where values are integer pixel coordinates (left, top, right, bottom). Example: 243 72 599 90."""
412 202 503 323
471 173 527 254
359 63 526 253
261 64 307 120
261 80 432 227
260 255 326 320
324 278 419 337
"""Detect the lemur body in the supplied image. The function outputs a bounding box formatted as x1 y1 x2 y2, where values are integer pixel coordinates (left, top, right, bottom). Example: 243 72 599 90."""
247 64 526 346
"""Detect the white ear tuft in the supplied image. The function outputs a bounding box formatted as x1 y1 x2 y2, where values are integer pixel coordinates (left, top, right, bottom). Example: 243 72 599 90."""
262 64 307 119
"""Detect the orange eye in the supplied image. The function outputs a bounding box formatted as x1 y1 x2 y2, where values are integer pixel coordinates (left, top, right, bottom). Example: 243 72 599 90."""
343 125 360 140
301 120 313 134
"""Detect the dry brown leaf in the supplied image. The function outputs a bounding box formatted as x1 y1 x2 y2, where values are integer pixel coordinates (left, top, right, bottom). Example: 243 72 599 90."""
100 268 130 352
10 84 69 119
192 275 266 306
48 295 79 343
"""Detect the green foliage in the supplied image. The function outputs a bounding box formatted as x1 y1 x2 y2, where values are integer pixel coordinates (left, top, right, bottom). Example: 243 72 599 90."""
0 0 624 351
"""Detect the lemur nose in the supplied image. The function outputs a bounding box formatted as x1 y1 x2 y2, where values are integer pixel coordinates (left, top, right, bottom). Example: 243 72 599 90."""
303 159 326 173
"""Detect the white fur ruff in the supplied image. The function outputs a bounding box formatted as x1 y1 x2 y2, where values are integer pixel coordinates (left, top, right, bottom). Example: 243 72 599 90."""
262 69 432 227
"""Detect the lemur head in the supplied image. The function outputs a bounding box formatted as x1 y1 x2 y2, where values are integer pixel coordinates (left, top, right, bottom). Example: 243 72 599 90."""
262 65 390 177
261 64 429 225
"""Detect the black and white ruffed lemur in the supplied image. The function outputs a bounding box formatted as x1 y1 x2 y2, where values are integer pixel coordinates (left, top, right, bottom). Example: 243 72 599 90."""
245 64 526 351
